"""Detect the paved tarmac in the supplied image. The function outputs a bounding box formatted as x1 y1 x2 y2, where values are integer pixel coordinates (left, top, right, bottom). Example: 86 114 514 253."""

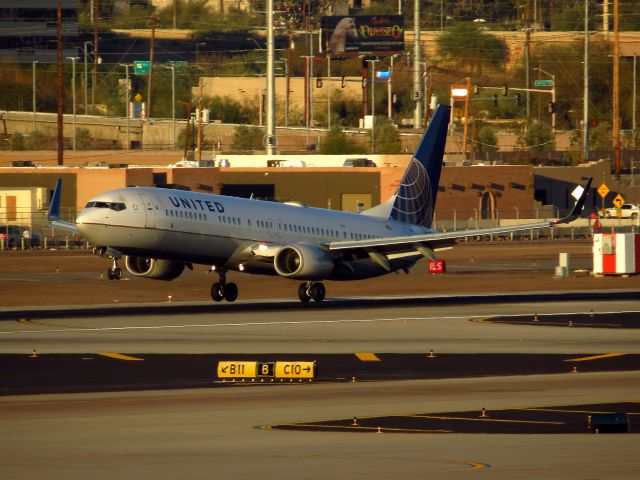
1 298 640 479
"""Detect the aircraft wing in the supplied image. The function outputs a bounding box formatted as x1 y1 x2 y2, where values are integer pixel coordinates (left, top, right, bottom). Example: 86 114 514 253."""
47 179 80 235
327 178 593 261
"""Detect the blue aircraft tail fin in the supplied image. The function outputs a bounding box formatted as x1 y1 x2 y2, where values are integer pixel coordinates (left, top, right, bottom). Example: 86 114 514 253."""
388 104 450 228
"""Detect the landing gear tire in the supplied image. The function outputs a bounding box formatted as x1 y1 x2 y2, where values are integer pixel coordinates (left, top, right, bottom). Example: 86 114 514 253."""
210 269 239 303
224 283 238 302
211 282 225 302
298 282 325 303
310 282 326 302
107 265 123 281
298 283 311 303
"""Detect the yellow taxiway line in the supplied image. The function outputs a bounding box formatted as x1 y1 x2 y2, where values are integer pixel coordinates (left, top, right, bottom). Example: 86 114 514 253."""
98 352 144 361
564 353 626 362
355 352 380 362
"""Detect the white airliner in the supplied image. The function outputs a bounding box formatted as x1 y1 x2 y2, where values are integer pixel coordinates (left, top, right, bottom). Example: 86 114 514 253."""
48 105 591 303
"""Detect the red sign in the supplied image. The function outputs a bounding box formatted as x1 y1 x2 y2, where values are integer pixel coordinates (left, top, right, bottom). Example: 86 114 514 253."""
428 259 446 274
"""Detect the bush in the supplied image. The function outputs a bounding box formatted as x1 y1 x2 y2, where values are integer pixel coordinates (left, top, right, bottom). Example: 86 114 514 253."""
517 121 555 152
25 130 48 150
320 125 366 154
231 125 264 151
10 132 24 151
478 126 499 154
76 128 93 150
374 117 401 154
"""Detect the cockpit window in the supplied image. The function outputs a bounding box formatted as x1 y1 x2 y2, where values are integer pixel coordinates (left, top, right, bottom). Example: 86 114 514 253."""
85 201 126 211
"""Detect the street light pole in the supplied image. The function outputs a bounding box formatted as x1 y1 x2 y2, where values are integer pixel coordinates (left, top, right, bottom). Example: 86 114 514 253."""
327 55 331 130
412 0 422 129
170 65 176 150
83 41 92 114
32 60 37 131
366 59 379 153
534 66 556 131
265 0 276 155
583 0 590 162
67 57 77 150
120 63 130 151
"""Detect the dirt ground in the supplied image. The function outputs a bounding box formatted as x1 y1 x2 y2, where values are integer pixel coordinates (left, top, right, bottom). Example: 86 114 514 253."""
1 240 639 308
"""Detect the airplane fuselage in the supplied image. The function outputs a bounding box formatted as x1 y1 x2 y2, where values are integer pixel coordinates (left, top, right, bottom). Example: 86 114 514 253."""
77 187 431 280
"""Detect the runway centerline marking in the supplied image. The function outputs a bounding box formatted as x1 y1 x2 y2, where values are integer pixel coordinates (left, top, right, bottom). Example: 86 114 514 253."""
564 353 626 362
0 315 473 335
98 352 144 361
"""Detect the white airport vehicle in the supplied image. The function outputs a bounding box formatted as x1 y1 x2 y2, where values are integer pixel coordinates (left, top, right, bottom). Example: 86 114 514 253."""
600 203 639 219
48 105 591 303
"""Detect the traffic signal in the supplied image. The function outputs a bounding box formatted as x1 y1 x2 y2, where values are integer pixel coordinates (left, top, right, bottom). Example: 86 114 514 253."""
492 94 498 106
473 83 480 95
502 84 508 96
515 93 521 106
547 101 555 113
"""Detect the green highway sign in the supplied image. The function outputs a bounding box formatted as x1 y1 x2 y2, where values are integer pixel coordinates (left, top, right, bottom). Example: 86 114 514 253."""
534 79 554 87
170 60 188 69
133 61 150 75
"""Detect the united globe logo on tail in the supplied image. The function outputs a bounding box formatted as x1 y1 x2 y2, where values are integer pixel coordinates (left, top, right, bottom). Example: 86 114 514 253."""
390 105 450 228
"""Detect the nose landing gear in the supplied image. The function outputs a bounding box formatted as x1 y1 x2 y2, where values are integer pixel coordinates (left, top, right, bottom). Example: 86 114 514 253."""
107 259 123 280
298 282 326 303
210 269 239 302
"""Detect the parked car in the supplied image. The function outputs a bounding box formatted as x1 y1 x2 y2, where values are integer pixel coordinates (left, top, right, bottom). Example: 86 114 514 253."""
343 158 377 167
0 226 40 248
600 203 640 219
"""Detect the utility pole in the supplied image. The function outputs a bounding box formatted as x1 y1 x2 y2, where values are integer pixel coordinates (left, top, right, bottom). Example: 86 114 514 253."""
170 65 176 150
121 63 130 151
525 0 531 122
83 41 91 114
147 14 157 119
633 55 637 149
613 0 621 179
327 55 331 131
286 32 292 127
197 77 203 162
56 2 63 166
462 77 471 155
583 0 590 162
367 59 379 154
67 57 77 150
412 0 422 129
32 61 37 131
92 0 99 114
266 0 276 155
172 0 177 29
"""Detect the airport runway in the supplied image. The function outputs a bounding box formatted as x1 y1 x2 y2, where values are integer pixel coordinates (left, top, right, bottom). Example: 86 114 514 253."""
1 297 640 479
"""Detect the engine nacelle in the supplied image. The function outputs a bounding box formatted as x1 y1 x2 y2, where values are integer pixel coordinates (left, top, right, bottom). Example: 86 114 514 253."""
274 243 335 280
124 256 185 281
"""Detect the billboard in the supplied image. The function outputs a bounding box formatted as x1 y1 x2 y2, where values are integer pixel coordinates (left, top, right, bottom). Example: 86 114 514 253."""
321 15 404 56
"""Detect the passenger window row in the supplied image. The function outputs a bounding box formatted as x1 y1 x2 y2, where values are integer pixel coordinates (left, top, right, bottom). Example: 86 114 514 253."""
167 209 207 221
163 207 381 242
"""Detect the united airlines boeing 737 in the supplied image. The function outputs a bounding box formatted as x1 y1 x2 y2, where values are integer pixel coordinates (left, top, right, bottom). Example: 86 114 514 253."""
48 105 591 303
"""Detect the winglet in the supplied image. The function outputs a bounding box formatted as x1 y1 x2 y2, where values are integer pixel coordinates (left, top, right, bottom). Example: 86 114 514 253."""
551 178 592 225
47 178 63 222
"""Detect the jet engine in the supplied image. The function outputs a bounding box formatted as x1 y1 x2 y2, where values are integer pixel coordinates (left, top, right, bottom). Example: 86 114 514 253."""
273 243 335 280
124 256 185 281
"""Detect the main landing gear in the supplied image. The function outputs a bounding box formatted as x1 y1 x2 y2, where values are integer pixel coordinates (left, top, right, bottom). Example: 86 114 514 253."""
298 282 326 303
210 269 238 302
107 259 123 280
